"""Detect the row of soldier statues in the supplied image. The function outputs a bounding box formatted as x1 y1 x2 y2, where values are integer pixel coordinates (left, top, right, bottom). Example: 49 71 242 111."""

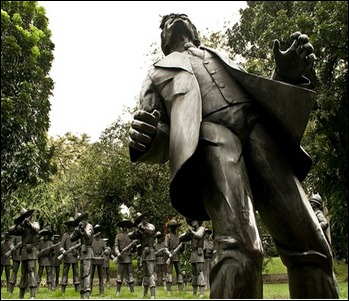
1 208 215 299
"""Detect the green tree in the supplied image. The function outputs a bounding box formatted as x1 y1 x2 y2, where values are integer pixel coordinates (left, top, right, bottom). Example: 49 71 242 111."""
1 1 55 213
222 1 348 261
82 111 177 243
1 133 92 233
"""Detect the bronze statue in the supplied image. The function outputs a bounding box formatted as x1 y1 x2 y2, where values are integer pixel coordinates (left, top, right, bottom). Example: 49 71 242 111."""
179 218 206 298
59 216 80 294
102 238 112 288
163 219 184 293
129 212 157 299
128 13 339 298
51 234 62 290
7 233 22 294
37 227 54 291
203 228 214 289
114 219 136 296
1 232 12 291
91 224 108 295
8 208 40 299
70 212 94 299
309 193 331 243
154 231 166 289
309 193 340 295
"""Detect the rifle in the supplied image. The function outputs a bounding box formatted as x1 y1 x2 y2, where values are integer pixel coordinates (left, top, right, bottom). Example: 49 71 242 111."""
5 241 22 257
57 242 81 262
155 247 165 256
113 239 138 264
38 242 60 257
57 232 99 262
110 254 117 263
93 247 110 261
166 242 183 265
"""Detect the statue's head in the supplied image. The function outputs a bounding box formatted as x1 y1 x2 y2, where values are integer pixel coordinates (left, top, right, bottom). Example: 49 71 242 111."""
160 13 200 55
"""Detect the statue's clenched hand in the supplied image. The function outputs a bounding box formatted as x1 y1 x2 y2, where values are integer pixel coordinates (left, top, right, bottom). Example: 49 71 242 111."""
273 32 316 83
129 110 161 153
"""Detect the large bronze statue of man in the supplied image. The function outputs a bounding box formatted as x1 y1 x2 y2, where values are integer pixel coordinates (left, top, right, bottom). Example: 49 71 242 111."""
128 13 339 298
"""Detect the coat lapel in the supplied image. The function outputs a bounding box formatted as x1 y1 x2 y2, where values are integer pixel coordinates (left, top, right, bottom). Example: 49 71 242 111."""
154 51 193 74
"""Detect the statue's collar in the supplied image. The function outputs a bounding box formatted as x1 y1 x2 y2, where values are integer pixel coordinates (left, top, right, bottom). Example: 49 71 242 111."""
154 51 193 74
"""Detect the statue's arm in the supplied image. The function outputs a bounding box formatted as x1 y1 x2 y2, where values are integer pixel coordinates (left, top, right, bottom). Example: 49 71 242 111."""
129 74 170 163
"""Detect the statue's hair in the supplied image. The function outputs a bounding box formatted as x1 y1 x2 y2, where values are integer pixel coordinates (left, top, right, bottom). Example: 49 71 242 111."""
160 13 201 55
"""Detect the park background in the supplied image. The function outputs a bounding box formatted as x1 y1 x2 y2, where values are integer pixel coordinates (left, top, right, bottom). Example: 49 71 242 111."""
1 1 348 299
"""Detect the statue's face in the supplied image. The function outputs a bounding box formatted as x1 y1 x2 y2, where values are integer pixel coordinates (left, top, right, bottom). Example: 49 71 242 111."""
161 14 196 55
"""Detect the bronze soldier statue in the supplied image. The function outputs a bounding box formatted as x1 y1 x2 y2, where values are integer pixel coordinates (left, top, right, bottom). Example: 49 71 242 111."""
203 228 214 289
154 231 166 289
164 219 184 293
70 212 94 299
51 234 62 290
179 218 206 298
59 216 80 294
114 219 136 297
37 227 54 291
102 238 112 288
1 232 12 291
129 212 157 299
7 232 22 294
91 224 108 295
8 208 40 299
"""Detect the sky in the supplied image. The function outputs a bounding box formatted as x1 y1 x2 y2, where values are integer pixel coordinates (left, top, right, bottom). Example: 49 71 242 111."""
39 1 247 142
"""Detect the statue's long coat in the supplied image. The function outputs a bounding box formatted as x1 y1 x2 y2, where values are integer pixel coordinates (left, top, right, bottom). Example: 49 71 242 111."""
131 47 315 220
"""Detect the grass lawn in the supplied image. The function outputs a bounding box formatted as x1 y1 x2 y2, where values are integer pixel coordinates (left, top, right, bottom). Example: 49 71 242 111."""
1 257 347 299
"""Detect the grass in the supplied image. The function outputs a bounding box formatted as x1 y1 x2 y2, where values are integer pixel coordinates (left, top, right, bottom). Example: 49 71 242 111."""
1 257 347 299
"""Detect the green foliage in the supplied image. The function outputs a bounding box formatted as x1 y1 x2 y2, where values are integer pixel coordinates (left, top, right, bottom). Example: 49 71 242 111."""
1 1 55 218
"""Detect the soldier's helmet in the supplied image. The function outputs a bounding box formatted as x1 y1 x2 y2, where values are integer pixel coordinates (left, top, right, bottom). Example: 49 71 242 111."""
310 193 323 209
155 231 163 238
116 219 134 228
167 219 181 228
14 208 35 224
185 217 203 226
64 217 75 228
94 224 102 235
133 212 145 226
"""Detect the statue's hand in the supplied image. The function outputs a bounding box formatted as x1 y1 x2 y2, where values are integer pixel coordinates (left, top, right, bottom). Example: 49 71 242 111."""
129 110 160 153
273 32 316 83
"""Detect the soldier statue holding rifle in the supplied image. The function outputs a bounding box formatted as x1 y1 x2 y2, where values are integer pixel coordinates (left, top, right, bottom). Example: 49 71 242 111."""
114 219 136 297
179 218 206 298
37 227 56 291
129 212 157 299
154 231 166 288
70 212 94 299
164 219 184 293
8 208 40 299
59 216 80 294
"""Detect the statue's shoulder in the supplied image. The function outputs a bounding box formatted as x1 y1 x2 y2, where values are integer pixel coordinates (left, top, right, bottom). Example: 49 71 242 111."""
153 52 192 73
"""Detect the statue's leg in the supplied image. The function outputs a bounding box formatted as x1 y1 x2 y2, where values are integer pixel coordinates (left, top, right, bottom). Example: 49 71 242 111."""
9 259 20 294
198 122 264 299
247 122 339 299
126 263 135 293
